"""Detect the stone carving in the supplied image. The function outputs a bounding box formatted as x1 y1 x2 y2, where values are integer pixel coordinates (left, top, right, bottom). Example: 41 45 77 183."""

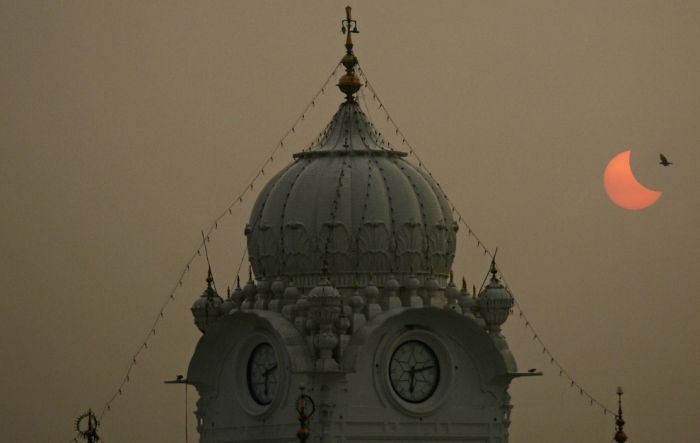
396 220 424 271
357 220 392 271
382 274 402 311
336 298 351 358
363 278 382 320
349 286 366 333
307 278 342 371
239 273 257 311
267 275 286 312
445 272 462 313
425 275 445 308
257 224 280 276
281 281 300 322
428 222 449 271
294 291 310 335
319 221 353 271
401 273 423 308
254 276 271 310
284 222 312 274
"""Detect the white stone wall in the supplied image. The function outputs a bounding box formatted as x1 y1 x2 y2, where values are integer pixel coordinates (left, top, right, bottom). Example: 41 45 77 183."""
188 306 516 443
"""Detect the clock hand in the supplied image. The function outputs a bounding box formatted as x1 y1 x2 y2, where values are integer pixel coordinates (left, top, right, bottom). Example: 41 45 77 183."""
409 365 416 393
414 365 435 373
262 364 278 396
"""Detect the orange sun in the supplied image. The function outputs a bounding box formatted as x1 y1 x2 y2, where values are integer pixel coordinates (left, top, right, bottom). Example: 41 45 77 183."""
603 150 661 210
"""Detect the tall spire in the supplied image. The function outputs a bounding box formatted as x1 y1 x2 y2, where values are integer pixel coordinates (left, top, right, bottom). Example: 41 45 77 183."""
614 386 628 442
337 6 362 100
206 266 214 291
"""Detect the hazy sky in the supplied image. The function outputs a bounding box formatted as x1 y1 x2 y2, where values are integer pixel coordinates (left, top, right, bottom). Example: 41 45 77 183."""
2 1 699 442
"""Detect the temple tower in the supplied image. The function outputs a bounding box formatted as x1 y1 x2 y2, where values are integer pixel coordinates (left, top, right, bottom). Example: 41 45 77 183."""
187 7 520 442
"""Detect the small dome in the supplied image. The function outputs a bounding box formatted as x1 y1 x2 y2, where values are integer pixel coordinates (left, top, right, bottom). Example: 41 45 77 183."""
191 269 224 333
308 277 341 300
384 274 400 291
271 276 286 296
459 277 477 315
220 276 242 315
283 281 299 300
477 262 513 334
246 101 457 289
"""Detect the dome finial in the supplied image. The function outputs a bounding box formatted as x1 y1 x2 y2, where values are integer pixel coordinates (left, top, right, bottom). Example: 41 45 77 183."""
342 6 358 53
338 6 361 100
488 248 500 282
614 386 628 442
206 266 214 289
321 258 329 277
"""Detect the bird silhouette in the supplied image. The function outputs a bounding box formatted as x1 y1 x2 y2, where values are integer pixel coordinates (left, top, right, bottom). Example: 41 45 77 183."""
659 153 672 167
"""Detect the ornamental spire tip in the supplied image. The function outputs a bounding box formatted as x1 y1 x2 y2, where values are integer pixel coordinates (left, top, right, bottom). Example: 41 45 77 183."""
337 6 361 100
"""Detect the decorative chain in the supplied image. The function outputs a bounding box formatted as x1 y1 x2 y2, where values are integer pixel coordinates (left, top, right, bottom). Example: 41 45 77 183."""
72 62 344 439
356 63 617 419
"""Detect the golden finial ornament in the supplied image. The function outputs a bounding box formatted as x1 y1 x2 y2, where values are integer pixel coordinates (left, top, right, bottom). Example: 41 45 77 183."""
296 384 316 443
337 6 362 100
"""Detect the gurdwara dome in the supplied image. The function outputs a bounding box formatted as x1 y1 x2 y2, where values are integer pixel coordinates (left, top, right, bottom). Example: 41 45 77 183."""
245 99 458 289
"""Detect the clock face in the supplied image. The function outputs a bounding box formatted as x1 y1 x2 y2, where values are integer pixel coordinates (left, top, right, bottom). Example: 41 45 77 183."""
246 343 279 405
389 340 440 403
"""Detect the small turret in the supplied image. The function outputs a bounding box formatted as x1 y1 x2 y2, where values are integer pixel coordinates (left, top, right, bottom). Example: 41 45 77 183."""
445 272 462 313
240 267 257 310
268 275 286 312
477 259 513 336
402 272 423 308
383 274 401 310
191 267 223 333
220 275 242 315
282 280 300 322
307 271 342 371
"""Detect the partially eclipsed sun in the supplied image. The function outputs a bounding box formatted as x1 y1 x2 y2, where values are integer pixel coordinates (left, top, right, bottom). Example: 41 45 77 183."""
604 150 661 210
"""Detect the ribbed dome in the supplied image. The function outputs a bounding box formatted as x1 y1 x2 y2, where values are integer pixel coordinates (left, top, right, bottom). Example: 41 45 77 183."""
245 100 457 288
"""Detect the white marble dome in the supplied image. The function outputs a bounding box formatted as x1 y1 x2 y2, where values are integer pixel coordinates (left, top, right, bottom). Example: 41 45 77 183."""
245 100 458 289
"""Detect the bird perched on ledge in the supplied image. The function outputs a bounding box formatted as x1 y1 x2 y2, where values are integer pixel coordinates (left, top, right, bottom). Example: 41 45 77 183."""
659 153 672 166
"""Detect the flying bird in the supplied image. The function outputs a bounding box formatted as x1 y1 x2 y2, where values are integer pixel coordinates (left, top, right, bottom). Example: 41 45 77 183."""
659 153 672 167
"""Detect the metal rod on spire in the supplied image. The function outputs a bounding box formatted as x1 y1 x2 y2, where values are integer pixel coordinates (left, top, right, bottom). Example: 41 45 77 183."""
341 6 359 52
338 6 362 100
478 247 499 293
201 230 217 292
614 386 628 442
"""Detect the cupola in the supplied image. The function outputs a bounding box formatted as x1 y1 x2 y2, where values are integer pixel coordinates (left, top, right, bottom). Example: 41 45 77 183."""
477 259 514 335
244 7 457 292
190 267 223 333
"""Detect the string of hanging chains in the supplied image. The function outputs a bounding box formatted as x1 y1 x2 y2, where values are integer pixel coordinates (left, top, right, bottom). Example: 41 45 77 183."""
59 63 345 443
356 63 616 418
66 60 619 442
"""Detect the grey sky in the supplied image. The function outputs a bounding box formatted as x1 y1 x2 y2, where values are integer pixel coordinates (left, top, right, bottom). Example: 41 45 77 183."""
1 1 699 442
